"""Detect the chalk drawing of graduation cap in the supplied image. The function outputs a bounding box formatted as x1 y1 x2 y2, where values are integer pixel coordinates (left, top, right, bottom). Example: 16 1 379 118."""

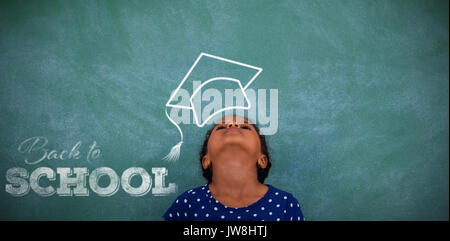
163 52 263 162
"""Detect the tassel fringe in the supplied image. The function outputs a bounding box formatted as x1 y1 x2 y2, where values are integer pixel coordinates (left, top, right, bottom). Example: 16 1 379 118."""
162 141 183 162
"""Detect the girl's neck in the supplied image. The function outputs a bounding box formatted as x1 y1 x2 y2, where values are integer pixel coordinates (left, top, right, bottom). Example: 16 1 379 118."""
208 150 267 204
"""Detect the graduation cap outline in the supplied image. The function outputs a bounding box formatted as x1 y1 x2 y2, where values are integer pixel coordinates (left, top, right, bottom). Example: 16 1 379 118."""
163 52 263 162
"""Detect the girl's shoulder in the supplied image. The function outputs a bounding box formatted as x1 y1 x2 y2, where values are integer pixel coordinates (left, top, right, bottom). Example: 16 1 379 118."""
267 185 301 203
266 185 305 221
174 184 209 201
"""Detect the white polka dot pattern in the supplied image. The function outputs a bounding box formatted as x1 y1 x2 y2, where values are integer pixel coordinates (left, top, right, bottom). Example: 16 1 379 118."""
163 184 304 221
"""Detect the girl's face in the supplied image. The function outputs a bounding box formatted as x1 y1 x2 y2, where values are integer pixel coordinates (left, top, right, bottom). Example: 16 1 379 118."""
205 115 263 165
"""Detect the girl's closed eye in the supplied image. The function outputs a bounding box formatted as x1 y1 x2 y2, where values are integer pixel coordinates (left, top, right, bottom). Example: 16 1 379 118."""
240 125 251 130
216 125 226 130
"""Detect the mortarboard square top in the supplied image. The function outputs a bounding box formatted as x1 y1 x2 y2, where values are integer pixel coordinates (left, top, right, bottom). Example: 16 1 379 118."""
163 52 263 161
166 53 262 126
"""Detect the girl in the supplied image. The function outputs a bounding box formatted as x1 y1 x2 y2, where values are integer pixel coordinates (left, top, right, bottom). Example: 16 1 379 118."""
163 115 304 221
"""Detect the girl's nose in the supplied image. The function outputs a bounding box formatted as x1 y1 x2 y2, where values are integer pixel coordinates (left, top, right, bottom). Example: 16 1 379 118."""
227 123 239 128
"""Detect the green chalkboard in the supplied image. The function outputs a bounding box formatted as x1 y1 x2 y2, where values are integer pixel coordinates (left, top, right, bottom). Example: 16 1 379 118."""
0 0 448 220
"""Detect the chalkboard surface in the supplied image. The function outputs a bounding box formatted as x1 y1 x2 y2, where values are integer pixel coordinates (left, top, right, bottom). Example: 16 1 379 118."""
0 0 448 220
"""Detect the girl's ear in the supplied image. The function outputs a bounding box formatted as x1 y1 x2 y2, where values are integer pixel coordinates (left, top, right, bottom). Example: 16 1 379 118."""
202 155 211 170
257 155 268 169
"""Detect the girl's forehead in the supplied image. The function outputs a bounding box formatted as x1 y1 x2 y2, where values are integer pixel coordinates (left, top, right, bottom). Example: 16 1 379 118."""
215 115 253 125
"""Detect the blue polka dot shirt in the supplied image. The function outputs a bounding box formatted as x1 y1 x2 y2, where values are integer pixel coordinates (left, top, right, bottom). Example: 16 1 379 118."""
163 184 305 221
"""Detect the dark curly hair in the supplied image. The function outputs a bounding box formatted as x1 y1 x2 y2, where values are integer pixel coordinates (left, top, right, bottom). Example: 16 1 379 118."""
199 122 272 184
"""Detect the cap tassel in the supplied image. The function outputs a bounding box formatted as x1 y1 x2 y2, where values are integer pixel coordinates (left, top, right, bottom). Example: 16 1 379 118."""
162 107 184 162
162 141 183 162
